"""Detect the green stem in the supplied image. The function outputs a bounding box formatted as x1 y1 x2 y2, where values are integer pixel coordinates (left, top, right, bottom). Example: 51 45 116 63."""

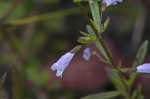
77 3 114 66
77 2 131 99
116 70 131 99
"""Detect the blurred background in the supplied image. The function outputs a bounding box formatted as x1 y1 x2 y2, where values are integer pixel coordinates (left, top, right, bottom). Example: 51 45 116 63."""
0 0 150 99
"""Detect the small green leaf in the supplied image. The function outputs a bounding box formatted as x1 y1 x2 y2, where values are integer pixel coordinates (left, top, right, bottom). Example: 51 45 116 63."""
98 57 110 64
80 31 89 36
131 85 144 99
102 17 110 32
86 25 94 34
78 31 96 44
128 73 136 87
133 40 149 67
89 33 97 41
89 0 101 32
82 91 120 99
108 69 129 96
77 36 95 44
70 45 82 53
128 40 149 87
95 41 109 60
89 19 99 32
137 85 144 99
131 90 138 99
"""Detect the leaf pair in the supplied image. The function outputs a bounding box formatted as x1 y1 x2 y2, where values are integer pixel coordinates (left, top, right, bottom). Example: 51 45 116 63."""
77 31 96 44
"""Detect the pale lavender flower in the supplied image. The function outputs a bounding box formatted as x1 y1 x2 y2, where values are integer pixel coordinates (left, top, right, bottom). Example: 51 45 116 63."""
102 0 123 7
136 63 150 74
83 48 91 61
51 52 75 77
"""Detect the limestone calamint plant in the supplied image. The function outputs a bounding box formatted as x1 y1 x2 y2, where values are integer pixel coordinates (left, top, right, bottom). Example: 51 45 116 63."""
50 0 149 98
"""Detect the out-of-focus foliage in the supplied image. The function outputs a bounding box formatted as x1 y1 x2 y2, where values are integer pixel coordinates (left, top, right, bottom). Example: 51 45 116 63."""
0 0 81 98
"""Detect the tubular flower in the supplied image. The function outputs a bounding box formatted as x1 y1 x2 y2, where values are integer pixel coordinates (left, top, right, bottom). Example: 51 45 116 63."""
83 48 91 61
102 0 123 7
50 52 75 77
136 63 150 74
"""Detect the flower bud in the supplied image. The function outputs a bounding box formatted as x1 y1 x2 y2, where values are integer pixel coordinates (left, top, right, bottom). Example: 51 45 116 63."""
83 48 91 61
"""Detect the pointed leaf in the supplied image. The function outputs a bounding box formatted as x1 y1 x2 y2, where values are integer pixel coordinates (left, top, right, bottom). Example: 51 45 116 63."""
77 36 92 44
102 17 110 32
80 31 89 36
133 40 149 67
82 91 121 99
128 40 149 86
89 0 101 32
108 69 129 96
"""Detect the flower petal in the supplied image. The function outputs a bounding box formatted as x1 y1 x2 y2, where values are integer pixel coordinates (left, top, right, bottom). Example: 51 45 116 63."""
50 52 75 77
50 63 58 71
56 69 63 77
136 63 150 74
102 0 123 7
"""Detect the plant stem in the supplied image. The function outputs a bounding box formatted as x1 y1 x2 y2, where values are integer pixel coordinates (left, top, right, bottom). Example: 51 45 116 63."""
77 3 114 66
77 2 131 99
